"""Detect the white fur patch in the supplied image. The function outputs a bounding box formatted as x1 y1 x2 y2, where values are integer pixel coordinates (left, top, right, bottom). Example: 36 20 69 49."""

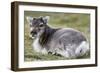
33 38 48 54
75 41 89 57
41 48 48 54
56 50 70 58
33 38 42 53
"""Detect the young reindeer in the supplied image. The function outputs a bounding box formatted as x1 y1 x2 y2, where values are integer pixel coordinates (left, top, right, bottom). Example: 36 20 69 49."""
26 16 89 58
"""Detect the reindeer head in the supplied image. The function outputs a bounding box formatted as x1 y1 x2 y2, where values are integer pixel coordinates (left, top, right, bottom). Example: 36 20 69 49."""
26 16 49 39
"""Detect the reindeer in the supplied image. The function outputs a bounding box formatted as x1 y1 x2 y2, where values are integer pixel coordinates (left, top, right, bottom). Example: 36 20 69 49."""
26 16 89 58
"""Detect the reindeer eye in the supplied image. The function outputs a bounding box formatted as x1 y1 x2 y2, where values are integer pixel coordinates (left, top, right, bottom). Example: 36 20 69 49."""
39 24 44 27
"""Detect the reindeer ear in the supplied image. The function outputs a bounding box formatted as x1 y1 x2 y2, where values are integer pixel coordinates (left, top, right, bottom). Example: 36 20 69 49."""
26 16 33 25
43 16 50 24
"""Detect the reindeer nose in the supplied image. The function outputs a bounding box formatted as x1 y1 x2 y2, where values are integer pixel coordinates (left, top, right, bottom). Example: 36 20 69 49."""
30 31 37 36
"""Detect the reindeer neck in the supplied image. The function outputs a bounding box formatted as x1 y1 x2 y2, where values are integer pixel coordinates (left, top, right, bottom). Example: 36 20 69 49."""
39 25 59 47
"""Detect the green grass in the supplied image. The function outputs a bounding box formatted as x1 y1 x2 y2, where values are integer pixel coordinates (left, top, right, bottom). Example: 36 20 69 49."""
24 11 90 62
